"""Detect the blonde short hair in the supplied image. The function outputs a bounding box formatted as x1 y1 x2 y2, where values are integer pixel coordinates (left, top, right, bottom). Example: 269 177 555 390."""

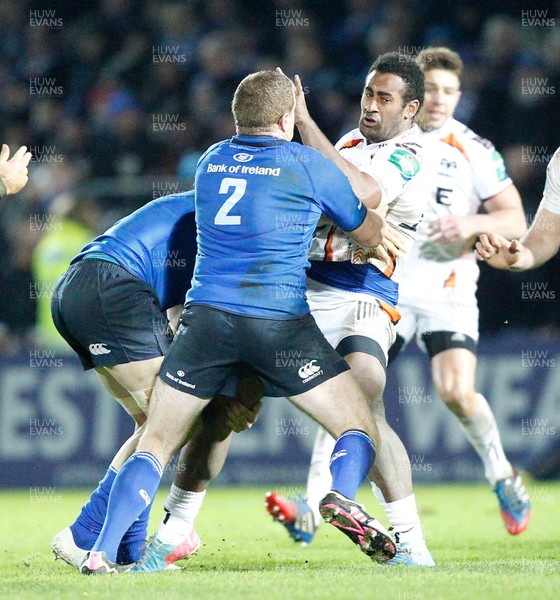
416 47 463 83
232 70 294 134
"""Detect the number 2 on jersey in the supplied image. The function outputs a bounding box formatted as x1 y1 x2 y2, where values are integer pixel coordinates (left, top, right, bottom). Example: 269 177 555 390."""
214 177 247 225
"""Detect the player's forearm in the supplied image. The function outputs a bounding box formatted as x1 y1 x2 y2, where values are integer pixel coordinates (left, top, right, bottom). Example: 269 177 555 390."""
0 179 6 199
504 246 536 271
467 209 527 239
167 304 183 334
296 118 381 208
515 224 560 270
347 209 384 248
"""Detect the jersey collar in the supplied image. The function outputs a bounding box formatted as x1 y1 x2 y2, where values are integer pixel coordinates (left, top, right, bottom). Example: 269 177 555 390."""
231 135 289 147
422 117 457 139
358 124 421 150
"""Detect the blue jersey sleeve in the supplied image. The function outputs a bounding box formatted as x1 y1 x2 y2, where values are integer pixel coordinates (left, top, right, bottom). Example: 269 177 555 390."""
74 191 196 311
302 150 367 231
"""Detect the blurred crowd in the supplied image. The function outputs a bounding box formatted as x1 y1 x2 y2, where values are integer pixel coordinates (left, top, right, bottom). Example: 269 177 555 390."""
1 0 559 349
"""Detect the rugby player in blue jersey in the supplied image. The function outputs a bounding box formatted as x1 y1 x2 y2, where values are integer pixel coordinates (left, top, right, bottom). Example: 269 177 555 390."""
80 69 396 574
50 191 261 570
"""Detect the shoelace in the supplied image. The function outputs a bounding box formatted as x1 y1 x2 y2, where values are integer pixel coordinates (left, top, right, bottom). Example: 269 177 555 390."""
133 535 162 569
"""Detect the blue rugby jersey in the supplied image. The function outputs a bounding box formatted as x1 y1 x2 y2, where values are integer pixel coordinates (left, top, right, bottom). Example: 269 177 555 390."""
73 192 196 310
186 135 367 317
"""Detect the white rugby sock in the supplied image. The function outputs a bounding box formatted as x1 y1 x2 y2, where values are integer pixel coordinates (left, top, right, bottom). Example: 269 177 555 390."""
157 485 205 545
371 483 426 546
306 427 335 526
458 393 513 486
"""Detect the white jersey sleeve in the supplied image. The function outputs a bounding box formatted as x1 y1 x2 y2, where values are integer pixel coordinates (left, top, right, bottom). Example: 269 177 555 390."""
334 129 422 209
363 147 422 209
468 136 512 200
310 126 426 282
541 147 560 214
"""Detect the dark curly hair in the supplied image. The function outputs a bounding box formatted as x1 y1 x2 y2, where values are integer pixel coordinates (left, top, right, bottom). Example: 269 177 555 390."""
367 52 425 108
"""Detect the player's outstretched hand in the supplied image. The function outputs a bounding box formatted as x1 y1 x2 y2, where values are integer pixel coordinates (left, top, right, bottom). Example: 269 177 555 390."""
276 67 311 127
475 232 521 269
292 74 311 126
0 144 32 196
224 398 263 433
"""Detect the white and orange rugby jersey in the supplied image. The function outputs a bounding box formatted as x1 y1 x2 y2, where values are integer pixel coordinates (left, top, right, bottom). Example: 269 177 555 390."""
541 146 560 214
409 117 513 263
308 124 426 283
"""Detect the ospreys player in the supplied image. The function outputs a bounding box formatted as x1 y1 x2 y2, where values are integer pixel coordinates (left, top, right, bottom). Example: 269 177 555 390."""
267 53 435 566
391 47 530 535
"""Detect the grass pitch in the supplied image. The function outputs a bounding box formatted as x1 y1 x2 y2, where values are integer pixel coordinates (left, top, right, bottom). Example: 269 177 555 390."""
0 482 558 600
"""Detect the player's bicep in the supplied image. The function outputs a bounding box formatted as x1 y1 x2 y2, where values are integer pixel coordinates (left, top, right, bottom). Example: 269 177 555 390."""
311 160 367 231
320 186 367 232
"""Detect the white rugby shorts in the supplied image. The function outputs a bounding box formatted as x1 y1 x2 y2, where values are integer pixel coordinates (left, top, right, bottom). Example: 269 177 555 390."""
396 256 480 351
306 278 398 365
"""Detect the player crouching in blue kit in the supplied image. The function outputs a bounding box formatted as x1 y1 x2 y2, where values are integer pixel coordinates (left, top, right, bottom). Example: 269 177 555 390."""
51 190 261 570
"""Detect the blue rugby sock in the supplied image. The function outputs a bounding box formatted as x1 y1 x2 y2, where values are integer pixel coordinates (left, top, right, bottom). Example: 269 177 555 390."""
92 452 163 563
329 430 376 500
116 537 148 565
116 500 154 564
70 467 117 550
